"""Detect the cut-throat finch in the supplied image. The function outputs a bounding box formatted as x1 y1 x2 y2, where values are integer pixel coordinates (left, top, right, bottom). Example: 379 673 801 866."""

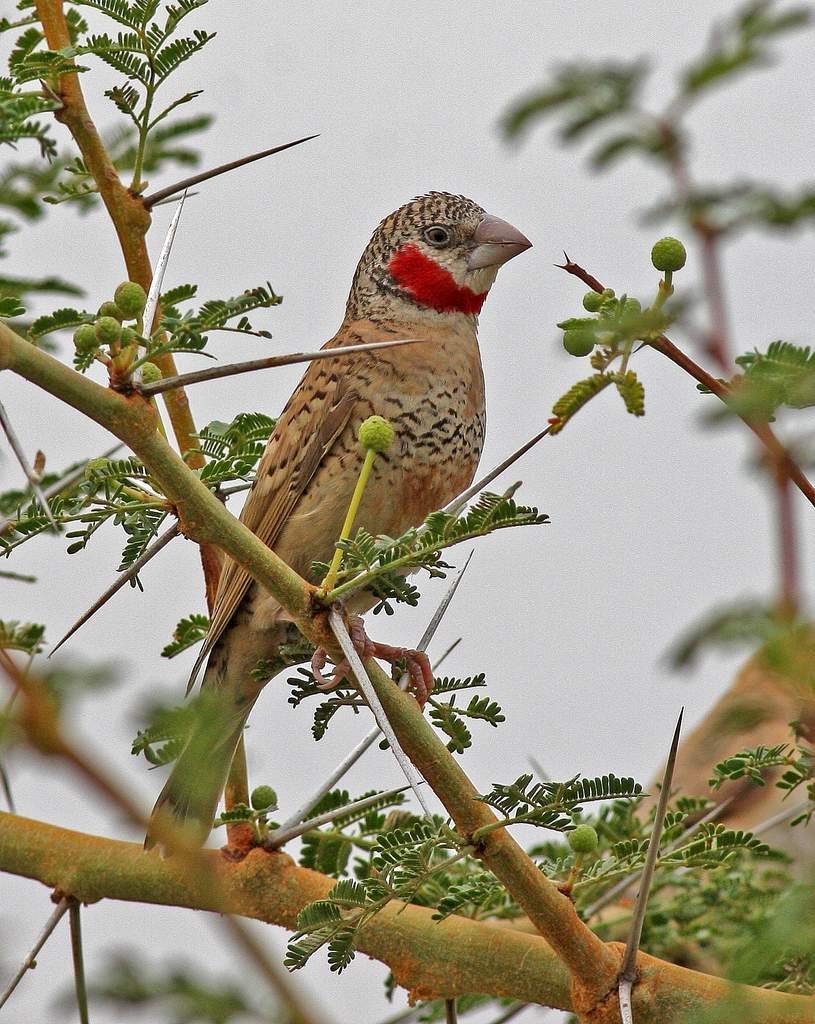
146 191 531 848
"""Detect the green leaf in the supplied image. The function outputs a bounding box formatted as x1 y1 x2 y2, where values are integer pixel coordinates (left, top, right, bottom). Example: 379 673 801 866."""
161 612 209 658
0 619 45 655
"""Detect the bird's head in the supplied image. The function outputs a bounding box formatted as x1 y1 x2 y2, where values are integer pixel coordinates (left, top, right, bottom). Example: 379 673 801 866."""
347 192 531 323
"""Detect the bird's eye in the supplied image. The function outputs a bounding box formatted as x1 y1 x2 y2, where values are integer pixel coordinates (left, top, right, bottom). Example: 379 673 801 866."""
423 225 452 248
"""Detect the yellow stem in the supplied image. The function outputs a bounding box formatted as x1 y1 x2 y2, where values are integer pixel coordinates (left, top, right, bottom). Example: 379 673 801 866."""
321 448 376 593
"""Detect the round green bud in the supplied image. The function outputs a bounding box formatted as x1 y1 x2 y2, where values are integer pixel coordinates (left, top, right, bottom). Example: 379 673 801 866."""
97 301 125 321
601 288 615 299
139 362 162 385
94 316 122 346
114 281 148 318
622 297 642 315
563 329 595 357
250 785 278 811
84 457 111 476
582 291 604 312
358 415 395 453
568 824 599 854
120 325 138 345
73 323 98 353
651 237 687 273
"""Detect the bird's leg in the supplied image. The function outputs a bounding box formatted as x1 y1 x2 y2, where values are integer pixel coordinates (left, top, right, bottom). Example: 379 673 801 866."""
309 616 433 707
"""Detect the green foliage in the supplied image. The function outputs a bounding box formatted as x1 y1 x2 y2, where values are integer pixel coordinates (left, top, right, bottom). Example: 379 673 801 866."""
730 341 815 417
131 690 226 766
82 953 259 1024
154 282 282 357
162 612 209 658
0 619 45 655
322 488 549 610
191 412 277 487
479 772 643 833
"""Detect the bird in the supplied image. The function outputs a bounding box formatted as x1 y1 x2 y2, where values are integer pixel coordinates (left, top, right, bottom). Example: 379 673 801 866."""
145 191 531 848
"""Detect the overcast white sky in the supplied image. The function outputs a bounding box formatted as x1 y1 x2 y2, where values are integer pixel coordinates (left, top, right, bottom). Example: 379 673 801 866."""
2 2 815 1022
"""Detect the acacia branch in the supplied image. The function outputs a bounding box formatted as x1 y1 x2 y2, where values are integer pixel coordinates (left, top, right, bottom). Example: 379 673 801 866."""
33 0 219 598
0 811 573 1011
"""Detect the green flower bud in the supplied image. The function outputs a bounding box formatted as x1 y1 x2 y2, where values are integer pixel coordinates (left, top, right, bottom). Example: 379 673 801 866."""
139 362 162 385
651 237 687 273
73 323 98 353
114 281 148 318
250 785 278 811
563 329 595 358
601 288 615 299
582 291 604 312
119 326 137 346
97 301 125 321
94 316 122 346
568 824 599 854
358 415 395 453
622 297 642 315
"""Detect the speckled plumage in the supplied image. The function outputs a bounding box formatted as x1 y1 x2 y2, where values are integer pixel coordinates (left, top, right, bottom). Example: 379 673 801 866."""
146 193 529 845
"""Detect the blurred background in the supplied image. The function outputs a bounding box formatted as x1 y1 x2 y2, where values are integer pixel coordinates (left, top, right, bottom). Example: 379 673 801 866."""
2 1 814 1020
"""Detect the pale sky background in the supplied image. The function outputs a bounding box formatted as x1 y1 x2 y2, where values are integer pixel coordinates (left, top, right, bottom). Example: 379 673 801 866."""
2 2 815 1022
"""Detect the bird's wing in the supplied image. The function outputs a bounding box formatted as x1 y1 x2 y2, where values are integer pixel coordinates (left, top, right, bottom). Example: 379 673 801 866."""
187 347 359 691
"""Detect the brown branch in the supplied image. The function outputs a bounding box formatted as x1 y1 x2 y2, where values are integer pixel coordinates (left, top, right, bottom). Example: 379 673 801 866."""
142 135 319 208
556 258 815 511
34 0 219 601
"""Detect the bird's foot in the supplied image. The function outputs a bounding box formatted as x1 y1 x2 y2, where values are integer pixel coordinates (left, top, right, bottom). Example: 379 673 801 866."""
309 616 433 708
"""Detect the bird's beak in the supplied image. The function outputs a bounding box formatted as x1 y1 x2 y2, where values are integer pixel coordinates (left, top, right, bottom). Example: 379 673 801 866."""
468 214 532 270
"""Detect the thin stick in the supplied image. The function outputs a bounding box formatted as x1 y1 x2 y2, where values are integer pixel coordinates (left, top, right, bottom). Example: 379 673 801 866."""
139 338 429 396
142 190 187 340
218 915 323 1024
0 896 70 1009
618 709 684 1021
142 135 319 208
68 900 89 1024
49 521 179 656
442 428 551 518
267 784 412 848
278 559 472 830
329 609 432 817
0 399 59 531
445 999 457 1023
751 799 812 838
0 758 15 813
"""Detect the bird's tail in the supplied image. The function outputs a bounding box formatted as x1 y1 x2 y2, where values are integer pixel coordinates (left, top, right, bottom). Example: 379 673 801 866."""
144 651 263 850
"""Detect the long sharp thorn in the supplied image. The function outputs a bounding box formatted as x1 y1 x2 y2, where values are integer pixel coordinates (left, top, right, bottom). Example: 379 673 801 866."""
431 637 461 672
0 400 59 532
279 561 472 830
142 135 319 209
68 901 89 1024
441 427 551 520
49 522 180 656
268 784 413 848
0 897 70 1009
139 337 429 396
143 190 187 340
329 609 433 817
618 708 684 1021
528 756 550 782
752 798 812 837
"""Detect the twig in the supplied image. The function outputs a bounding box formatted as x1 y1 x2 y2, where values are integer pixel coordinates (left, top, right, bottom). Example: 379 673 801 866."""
139 338 429 396
328 609 433 817
277 558 472 830
49 521 179 656
267 784 412 848
773 467 799 618
445 999 457 1024
751 799 812 838
69 900 89 1024
0 399 59 531
0 758 15 813
557 258 815 511
0 896 70 1009
618 710 684 1021
142 135 319 208
218 915 324 1024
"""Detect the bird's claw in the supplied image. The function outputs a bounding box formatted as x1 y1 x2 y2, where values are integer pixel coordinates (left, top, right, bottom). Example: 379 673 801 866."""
309 616 433 708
